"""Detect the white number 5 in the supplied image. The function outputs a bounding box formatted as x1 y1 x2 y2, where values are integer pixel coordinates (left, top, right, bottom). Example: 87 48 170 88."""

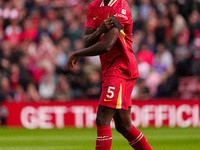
106 86 115 99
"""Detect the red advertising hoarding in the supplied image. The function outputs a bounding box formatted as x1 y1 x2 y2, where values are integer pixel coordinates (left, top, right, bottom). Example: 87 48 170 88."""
3 100 200 128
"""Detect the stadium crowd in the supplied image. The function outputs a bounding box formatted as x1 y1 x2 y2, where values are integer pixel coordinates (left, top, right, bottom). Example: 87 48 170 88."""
0 0 200 103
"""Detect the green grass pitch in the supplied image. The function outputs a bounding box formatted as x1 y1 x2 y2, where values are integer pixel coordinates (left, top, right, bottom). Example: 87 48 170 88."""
0 127 200 150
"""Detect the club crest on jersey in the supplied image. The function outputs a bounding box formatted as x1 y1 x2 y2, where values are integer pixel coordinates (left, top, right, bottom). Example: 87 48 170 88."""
122 9 126 15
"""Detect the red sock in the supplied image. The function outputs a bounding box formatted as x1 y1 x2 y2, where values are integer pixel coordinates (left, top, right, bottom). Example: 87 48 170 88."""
122 126 152 150
95 126 112 150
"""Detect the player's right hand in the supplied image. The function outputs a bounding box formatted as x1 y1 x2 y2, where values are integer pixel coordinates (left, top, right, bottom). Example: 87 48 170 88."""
68 52 79 70
99 18 114 34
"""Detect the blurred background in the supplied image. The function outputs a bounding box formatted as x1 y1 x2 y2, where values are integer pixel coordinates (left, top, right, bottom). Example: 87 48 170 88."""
0 0 200 128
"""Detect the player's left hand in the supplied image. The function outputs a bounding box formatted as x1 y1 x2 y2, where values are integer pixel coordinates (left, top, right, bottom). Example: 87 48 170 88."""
99 18 114 34
68 52 79 70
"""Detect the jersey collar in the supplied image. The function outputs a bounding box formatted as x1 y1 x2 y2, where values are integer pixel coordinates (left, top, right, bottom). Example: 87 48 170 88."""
100 0 117 7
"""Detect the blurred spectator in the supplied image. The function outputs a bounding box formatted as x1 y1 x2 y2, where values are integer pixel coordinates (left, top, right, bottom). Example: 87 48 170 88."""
156 66 178 98
58 37 72 55
50 19 65 43
145 70 162 97
83 57 101 80
14 85 27 102
131 78 151 100
178 76 200 99
66 62 87 99
0 40 12 76
39 73 56 100
54 44 67 68
176 0 193 20
55 74 73 101
169 3 187 38
137 59 151 79
139 0 152 21
174 28 193 76
0 18 4 41
132 30 145 52
10 63 20 90
190 29 200 76
4 19 21 47
128 0 138 22
0 100 8 126
198 79 200 97
64 17 82 47
86 70 102 99
146 34 156 53
136 43 154 66
188 10 200 43
20 18 37 42
146 7 159 34
153 43 174 73
132 13 144 33
26 83 40 102
0 76 14 101
0 1 19 20
36 18 50 43
155 7 172 44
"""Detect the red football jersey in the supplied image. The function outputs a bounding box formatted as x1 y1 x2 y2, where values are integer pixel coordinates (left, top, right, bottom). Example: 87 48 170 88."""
85 0 139 81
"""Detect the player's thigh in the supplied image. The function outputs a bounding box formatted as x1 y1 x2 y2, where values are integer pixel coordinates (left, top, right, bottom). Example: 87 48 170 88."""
113 79 136 133
96 105 116 126
113 107 132 133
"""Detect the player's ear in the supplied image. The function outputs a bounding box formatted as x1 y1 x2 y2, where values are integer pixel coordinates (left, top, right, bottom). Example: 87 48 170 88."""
109 16 122 31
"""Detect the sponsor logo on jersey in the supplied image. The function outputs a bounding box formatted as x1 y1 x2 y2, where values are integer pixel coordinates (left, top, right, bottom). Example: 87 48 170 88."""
114 13 128 20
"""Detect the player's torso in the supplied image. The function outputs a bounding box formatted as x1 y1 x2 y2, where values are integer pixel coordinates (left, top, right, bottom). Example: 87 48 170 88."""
91 0 139 80
92 0 129 29
91 0 133 53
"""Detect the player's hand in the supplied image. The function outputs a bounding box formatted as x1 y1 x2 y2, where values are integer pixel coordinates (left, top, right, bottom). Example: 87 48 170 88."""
68 52 79 70
99 18 114 34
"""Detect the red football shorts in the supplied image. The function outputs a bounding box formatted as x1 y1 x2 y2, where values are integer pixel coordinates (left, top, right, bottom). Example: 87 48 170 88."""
99 77 136 110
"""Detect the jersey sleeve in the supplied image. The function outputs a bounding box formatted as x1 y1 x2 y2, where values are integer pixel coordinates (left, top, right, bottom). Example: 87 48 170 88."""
85 4 97 29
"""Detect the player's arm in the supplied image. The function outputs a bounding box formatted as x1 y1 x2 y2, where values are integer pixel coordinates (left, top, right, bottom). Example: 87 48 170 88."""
68 27 119 70
84 18 114 48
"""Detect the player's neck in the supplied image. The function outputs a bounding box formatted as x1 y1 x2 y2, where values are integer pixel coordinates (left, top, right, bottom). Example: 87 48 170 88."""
103 0 111 6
